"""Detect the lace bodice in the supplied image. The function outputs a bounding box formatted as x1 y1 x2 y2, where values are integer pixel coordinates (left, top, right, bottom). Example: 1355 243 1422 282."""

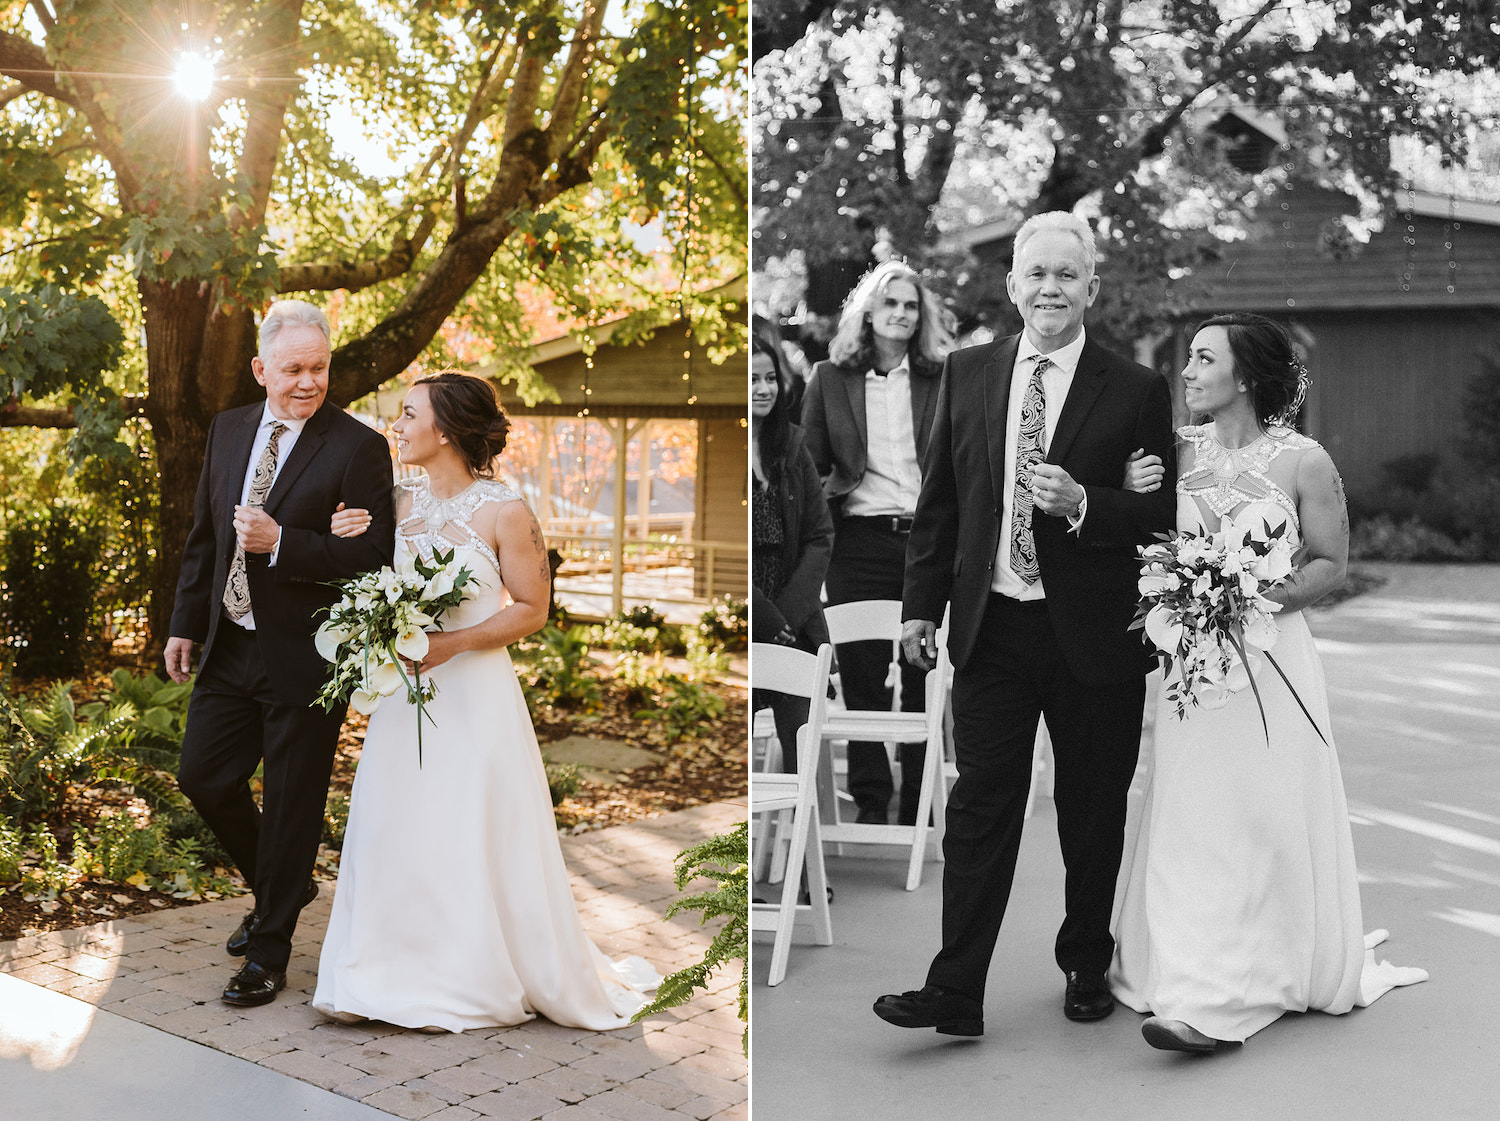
1176 423 1319 537
395 475 522 578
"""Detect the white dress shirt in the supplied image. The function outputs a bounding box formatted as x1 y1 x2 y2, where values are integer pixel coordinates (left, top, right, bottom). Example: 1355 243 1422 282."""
233 404 308 629
991 329 1088 600
844 355 923 518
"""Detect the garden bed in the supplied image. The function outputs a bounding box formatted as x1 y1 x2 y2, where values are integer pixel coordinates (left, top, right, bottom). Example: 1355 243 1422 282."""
1 618 748 942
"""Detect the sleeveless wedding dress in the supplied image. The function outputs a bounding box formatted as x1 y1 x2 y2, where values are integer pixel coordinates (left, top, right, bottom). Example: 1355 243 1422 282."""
313 475 659 1032
1109 424 1425 1043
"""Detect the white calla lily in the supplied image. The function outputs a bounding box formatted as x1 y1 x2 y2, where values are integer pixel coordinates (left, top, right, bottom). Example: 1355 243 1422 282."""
349 689 383 716
366 659 405 697
394 627 430 661
1144 604 1184 654
314 621 350 662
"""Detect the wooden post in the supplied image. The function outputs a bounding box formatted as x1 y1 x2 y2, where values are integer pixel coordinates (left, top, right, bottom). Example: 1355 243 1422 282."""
636 418 653 543
606 418 651 615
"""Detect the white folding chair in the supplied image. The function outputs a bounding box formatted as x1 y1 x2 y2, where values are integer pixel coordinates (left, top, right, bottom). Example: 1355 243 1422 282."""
750 642 834 986
817 601 952 891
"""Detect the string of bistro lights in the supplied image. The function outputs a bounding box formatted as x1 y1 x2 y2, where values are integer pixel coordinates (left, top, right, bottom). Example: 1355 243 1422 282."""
572 14 703 491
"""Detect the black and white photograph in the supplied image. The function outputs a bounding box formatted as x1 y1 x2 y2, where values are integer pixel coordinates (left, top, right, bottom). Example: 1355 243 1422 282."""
750 3 1500 1117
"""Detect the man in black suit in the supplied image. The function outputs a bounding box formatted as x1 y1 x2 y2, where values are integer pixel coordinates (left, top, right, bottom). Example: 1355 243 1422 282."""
873 213 1176 1036
801 261 951 825
164 299 395 1007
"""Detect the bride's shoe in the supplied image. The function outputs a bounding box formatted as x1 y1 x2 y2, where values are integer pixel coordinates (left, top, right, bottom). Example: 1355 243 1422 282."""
1141 1016 1222 1054
322 1009 368 1025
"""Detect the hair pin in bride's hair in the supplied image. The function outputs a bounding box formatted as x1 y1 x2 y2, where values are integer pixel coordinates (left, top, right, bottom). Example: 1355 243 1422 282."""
1272 357 1311 428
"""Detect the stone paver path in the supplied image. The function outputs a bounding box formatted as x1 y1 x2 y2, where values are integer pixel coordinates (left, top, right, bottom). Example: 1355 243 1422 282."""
1 801 746 1121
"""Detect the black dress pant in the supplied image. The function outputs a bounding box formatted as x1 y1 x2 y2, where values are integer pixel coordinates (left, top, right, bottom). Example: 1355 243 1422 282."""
824 515 928 824
176 620 346 971
925 594 1145 1001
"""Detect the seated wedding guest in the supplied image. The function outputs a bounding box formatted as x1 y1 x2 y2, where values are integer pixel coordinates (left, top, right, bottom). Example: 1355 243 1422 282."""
752 334 833 773
801 261 954 825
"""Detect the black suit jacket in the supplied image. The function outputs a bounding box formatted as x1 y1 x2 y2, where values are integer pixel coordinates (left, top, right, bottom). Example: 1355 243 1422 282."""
800 358 941 516
903 334 1176 683
169 400 397 707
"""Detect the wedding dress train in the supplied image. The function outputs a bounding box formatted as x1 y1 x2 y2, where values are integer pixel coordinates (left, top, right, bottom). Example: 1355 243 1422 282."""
313 476 659 1032
1109 425 1425 1043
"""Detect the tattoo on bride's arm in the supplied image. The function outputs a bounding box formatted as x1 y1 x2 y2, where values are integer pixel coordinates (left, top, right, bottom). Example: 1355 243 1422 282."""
1332 468 1349 537
528 512 550 582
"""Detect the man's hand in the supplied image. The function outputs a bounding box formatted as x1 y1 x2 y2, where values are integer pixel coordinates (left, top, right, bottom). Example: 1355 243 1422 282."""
901 619 938 671
164 636 197 684
234 506 281 553
1032 463 1085 518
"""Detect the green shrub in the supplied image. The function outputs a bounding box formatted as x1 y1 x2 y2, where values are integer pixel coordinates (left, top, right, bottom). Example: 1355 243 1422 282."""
543 757 581 806
620 604 668 630
0 816 22 883
323 791 351 850
1 677 185 827
1 503 106 678
631 822 748 1053
635 674 728 744
1348 515 1480 562
20 823 72 899
521 625 603 709
698 596 747 651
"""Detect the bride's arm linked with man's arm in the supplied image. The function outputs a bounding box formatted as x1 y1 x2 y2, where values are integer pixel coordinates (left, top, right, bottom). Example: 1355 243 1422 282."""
330 495 551 673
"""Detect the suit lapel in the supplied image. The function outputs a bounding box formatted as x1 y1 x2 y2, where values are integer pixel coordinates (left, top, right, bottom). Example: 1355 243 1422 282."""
1046 340 1108 465
223 406 263 521
263 404 331 515
911 371 938 461
983 337 1020 509
840 366 868 453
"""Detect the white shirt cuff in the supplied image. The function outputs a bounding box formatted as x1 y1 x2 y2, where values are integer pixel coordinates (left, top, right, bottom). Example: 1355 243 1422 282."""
1067 492 1087 535
269 527 282 566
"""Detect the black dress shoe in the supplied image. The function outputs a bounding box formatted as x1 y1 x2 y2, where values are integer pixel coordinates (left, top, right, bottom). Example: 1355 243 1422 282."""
227 879 320 956
1063 971 1115 1021
222 961 287 1007
873 985 983 1036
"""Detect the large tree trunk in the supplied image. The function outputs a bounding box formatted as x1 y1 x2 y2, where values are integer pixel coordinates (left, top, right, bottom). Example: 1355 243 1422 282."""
139 279 215 661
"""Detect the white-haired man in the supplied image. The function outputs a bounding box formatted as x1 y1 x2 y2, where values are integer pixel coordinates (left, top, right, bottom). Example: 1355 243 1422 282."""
874 213 1176 1035
165 299 395 1007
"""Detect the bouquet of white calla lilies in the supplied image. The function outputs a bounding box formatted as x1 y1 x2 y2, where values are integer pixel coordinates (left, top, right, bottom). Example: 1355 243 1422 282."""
313 546 479 765
1132 517 1323 744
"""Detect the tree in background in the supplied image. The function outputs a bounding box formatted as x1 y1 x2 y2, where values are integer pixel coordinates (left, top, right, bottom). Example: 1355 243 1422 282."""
753 0 1500 341
0 0 746 653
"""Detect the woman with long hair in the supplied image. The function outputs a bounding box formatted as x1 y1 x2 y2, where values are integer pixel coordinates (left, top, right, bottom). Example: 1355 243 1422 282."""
801 261 955 824
752 334 833 770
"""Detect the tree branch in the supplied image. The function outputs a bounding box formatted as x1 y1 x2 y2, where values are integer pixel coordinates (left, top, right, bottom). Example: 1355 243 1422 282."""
231 0 306 232
547 0 607 162
0 395 146 429
275 216 435 293
0 29 76 106
27 0 54 34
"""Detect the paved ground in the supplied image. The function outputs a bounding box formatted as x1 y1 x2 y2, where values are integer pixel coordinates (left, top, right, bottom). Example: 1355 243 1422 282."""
752 563 1500 1120
2 800 747 1121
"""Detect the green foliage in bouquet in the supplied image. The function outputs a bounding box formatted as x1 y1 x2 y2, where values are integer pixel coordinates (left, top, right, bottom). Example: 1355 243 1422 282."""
631 822 748 1054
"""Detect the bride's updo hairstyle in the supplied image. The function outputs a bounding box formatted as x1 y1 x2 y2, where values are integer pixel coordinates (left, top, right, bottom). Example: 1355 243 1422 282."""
1197 312 1309 428
413 370 511 478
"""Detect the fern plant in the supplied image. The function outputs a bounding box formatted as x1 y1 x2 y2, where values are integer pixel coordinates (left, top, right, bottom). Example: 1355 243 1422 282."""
630 822 748 1054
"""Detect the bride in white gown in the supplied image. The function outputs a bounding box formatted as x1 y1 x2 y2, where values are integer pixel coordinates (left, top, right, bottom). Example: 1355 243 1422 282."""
312 372 658 1033
1109 314 1425 1053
